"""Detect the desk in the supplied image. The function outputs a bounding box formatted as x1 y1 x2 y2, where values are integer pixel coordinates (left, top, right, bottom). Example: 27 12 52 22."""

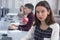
0 13 24 30
0 30 28 40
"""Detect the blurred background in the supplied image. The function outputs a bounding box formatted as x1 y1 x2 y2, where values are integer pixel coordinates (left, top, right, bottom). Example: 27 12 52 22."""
0 0 60 15
0 0 60 40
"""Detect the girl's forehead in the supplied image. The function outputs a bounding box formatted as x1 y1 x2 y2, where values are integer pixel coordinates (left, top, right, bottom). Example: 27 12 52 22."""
36 6 47 11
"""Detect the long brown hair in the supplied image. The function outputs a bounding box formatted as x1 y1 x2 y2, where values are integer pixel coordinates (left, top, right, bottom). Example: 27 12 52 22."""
35 1 55 27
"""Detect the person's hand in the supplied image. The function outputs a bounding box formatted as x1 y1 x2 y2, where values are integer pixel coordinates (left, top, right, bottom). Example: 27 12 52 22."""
8 24 18 30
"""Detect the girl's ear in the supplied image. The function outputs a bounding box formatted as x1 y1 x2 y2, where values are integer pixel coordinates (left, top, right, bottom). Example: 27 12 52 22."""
47 10 50 15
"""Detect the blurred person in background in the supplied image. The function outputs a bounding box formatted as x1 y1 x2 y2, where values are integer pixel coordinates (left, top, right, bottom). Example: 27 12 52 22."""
9 3 35 31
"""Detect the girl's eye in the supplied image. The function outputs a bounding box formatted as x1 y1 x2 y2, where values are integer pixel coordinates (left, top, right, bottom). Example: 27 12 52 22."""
36 10 45 14
41 10 45 13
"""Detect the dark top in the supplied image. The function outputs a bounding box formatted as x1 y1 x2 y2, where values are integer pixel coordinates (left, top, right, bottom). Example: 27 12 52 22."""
18 12 35 31
34 26 52 40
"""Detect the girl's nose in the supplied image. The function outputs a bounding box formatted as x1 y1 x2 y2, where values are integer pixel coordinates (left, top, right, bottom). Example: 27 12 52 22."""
39 12 42 16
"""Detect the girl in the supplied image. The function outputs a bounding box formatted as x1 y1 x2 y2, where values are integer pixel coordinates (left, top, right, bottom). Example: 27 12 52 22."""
21 1 59 40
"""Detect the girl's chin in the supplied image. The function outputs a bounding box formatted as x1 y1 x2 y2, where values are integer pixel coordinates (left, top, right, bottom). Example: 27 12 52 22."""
39 19 45 22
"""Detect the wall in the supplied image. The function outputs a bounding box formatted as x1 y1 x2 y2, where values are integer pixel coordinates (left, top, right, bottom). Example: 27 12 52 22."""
1 0 59 15
58 0 60 10
45 0 58 16
0 0 2 8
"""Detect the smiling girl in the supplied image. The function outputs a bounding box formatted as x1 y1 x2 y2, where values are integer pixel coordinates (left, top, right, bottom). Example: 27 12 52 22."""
21 1 59 40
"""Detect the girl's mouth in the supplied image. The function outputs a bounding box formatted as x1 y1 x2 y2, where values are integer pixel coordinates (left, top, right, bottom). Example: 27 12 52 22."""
39 17 43 19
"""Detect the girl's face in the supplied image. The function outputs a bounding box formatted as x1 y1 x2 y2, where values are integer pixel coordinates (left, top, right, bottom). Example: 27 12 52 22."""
36 6 50 22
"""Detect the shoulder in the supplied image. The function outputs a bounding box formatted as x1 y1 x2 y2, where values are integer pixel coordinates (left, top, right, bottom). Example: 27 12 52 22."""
28 13 34 17
49 23 59 30
50 23 59 40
